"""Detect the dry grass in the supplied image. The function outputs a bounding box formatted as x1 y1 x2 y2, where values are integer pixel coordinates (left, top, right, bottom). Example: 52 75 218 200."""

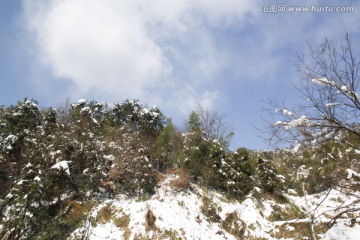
114 214 131 240
145 209 156 231
155 172 167 185
268 203 305 222
222 211 246 239
114 214 130 229
200 197 221 223
122 227 131 240
96 204 115 224
274 221 328 239
330 197 345 203
168 168 190 190
65 200 94 223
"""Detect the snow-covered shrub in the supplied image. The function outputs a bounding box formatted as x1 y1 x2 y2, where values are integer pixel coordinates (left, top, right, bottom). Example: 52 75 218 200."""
107 130 157 197
1 162 47 239
256 157 285 197
111 100 165 135
220 149 257 199
3 98 40 134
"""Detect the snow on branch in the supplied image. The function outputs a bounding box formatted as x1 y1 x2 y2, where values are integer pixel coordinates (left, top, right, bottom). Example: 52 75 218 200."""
274 115 312 130
275 108 296 117
51 160 71 175
311 77 336 86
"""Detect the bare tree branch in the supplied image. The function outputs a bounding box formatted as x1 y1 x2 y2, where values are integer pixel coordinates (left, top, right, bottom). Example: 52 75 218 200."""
265 34 360 149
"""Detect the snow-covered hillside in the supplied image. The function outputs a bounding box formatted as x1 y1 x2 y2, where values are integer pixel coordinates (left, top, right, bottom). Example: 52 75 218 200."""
1 99 359 239
69 173 360 240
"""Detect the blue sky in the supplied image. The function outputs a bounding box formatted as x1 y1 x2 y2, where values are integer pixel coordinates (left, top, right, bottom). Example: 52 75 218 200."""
1 0 359 150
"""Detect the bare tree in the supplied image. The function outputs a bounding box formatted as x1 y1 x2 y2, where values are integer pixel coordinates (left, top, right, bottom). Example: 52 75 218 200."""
267 33 360 149
56 97 72 129
192 106 234 147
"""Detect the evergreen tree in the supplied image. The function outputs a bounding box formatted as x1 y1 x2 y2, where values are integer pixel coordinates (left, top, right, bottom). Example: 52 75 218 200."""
222 149 256 198
256 157 285 196
188 111 201 134
156 118 179 170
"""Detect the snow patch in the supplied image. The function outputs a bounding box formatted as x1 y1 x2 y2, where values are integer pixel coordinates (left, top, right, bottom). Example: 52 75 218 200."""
346 169 360 180
51 160 71 175
104 154 115 161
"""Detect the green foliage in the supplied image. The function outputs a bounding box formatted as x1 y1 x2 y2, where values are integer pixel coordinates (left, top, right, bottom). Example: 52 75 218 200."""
155 118 184 170
42 107 58 135
106 130 157 197
1 163 45 239
110 100 165 136
256 157 285 197
3 98 41 135
221 149 257 198
188 111 201 133
274 136 360 196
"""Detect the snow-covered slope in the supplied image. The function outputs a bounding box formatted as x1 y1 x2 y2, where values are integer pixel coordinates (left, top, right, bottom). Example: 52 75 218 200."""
69 174 360 240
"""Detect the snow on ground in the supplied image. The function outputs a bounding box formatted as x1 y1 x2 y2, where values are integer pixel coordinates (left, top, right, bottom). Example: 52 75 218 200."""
288 188 360 240
87 222 123 240
289 188 359 223
70 174 360 240
322 223 360 240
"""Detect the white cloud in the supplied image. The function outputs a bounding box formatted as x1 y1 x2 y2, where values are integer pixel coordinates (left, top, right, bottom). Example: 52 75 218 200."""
195 0 256 26
21 0 256 113
23 0 170 96
169 84 219 115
